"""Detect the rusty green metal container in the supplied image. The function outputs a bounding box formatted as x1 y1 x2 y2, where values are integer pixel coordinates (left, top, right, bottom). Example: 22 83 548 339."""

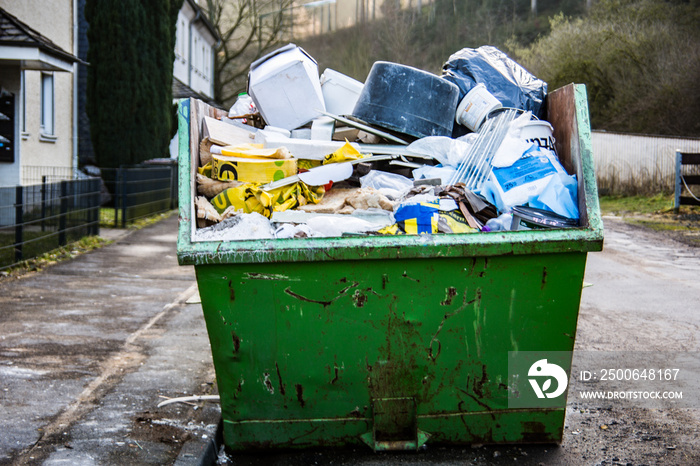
177 84 603 451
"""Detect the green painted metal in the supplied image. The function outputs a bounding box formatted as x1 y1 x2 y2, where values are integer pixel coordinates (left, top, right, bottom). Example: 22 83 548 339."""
177 83 604 450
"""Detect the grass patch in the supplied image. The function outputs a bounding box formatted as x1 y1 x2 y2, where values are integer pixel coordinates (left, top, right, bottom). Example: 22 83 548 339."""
1 209 177 281
0 235 109 281
599 194 674 216
600 194 700 246
99 208 176 229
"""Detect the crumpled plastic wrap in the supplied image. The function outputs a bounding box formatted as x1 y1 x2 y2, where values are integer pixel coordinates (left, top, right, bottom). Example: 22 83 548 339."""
442 46 548 119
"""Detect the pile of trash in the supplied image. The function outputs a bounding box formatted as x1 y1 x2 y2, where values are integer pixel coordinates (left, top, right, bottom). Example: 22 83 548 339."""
193 44 580 241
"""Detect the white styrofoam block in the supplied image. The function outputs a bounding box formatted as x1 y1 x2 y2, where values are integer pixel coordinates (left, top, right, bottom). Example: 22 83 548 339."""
263 138 360 161
320 68 364 116
248 44 325 131
310 116 336 141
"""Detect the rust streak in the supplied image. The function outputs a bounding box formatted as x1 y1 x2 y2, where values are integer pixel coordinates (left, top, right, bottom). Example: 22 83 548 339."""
440 287 457 306
284 282 358 308
275 362 286 396
231 332 240 353
331 365 339 384
263 373 274 394
541 266 548 290
295 384 305 407
428 290 476 362
284 288 333 307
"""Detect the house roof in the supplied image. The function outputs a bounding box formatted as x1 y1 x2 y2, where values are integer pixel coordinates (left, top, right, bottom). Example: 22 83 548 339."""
0 7 85 71
185 0 220 45
172 76 221 107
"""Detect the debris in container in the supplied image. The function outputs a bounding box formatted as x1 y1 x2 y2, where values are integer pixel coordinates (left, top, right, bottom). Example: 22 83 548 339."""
352 61 460 139
479 144 567 214
306 214 387 237
212 143 292 160
274 222 314 239
320 68 364 116
293 187 394 214
195 195 223 227
187 44 585 242
359 170 413 200
228 93 256 120
202 116 255 148
310 116 336 140
510 206 578 230
194 212 274 241
527 171 579 220
247 43 325 131
379 197 475 235
210 181 324 217
442 45 548 121
211 150 297 183
196 173 243 198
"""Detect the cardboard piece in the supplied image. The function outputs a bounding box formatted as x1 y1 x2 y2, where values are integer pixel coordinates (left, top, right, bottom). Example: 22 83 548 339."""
202 116 255 147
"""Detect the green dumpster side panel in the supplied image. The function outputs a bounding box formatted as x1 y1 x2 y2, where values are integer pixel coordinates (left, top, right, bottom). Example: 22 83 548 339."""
177 83 604 450
196 252 585 449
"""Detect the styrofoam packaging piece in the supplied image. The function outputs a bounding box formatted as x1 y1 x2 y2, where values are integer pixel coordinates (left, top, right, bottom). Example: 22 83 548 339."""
311 116 336 140
320 69 364 116
248 44 326 130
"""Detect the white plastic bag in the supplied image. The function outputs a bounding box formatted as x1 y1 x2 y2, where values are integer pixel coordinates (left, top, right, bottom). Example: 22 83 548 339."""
360 170 413 200
528 172 579 219
480 146 566 213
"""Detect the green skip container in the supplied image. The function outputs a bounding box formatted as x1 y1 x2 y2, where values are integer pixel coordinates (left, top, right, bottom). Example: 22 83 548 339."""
176 84 604 451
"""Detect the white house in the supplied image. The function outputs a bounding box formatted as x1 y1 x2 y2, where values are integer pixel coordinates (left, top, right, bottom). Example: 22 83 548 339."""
0 1 81 187
170 0 220 158
173 0 219 103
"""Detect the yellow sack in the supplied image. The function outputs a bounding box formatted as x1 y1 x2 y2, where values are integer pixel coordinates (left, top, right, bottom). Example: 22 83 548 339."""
219 143 291 159
323 141 366 165
198 163 212 178
212 153 297 183
211 182 325 218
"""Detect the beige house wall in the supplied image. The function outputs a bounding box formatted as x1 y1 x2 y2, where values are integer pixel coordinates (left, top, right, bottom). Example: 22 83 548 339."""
0 0 76 181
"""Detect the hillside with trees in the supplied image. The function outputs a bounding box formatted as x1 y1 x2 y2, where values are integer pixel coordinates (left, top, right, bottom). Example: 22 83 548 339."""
297 0 699 137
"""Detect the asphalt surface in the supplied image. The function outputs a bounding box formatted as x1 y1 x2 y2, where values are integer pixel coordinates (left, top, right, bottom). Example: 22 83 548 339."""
0 214 219 465
1 214 699 465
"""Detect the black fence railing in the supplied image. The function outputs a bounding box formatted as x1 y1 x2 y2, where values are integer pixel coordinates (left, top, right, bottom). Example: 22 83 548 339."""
0 177 101 271
102 163 178 228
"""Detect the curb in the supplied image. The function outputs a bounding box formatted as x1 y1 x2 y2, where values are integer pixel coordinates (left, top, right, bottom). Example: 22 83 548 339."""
174 417 223 466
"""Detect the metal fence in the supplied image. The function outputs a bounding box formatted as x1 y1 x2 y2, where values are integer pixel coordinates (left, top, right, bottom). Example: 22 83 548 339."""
592 131 700 195
0 177 101 271
102 163 178 228
21 165 76 185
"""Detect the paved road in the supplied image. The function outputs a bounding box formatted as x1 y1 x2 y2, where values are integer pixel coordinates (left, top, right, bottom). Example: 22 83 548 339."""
0 215 218 465
1 215 698 465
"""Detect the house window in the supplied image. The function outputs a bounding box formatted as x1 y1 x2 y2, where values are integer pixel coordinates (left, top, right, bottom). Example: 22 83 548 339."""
40 72 55 137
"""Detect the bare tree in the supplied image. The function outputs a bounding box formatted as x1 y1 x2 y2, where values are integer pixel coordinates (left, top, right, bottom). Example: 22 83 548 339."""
203 0 296 107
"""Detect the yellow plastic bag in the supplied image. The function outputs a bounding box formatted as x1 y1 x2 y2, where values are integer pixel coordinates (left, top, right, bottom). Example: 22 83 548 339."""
212 154 297 183
219 143 291 159
211 182 325 218
322 141 366 165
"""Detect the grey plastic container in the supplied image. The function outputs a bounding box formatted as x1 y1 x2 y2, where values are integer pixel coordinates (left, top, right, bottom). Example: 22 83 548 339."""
351 62 460 139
